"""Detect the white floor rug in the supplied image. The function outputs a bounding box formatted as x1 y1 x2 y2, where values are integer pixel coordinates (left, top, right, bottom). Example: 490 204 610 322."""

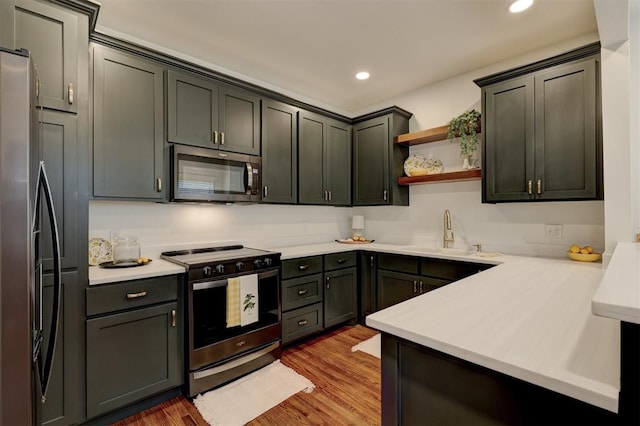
351 333 381 359
193 360 314 426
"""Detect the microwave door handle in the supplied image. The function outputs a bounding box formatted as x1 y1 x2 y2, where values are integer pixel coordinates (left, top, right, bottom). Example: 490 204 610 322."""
35 161 62 402
246 163 253 194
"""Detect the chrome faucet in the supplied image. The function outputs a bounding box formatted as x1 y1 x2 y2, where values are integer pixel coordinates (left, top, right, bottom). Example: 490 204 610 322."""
443 209 454 249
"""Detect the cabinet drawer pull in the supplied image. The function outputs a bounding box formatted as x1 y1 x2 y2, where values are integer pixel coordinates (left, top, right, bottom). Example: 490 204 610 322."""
221 132 225 145
419 281 424 294
126 291 147 299
326 276 331 289
236 340 246 347
337 258 346 264
323 190 328 201
328 190 332 201
263 186 268 198
537 179 542 195
68 83 74 104
297 289 309 296
171 309 176 327
370 256 374 267
213 130 218 144
413 280 417 293
527 180 533 195
156 178 162 192
383 189 388 201
298 264 309 271
297 319 308 327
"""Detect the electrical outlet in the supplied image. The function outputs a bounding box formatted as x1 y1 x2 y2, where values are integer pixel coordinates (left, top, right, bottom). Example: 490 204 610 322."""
545 224 563 239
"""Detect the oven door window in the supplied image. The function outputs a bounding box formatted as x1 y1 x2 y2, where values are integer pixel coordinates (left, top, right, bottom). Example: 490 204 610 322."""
177 154 247 195
191 271 280 350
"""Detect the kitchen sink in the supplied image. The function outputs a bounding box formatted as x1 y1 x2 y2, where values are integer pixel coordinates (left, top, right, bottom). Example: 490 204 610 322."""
439 247 472 256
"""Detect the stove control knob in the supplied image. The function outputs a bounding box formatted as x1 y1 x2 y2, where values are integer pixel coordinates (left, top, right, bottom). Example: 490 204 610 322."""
235 261 245 272
263 257 273 267
202 266 212 277
254 259 263 269
215 264 225 274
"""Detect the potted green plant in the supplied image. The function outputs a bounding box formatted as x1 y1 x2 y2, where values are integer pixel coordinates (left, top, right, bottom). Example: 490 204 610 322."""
447 109 480 169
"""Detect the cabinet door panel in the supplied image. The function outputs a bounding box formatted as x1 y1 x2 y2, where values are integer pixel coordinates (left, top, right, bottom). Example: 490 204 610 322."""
219 87 260 155
40 111 77 270
377 270 418 310
42 272 81 426
167 70 218 148
1 0 77 112
261 100 297 203
353 117 389 205
483 76 535 202
86 302 180 419
93 46 164 199
325 121 351 206
298 112 325 204
324 267 357 328
535 59 597 200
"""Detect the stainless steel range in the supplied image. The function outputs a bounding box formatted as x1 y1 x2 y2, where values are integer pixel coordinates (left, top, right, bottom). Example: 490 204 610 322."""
161 245 281 397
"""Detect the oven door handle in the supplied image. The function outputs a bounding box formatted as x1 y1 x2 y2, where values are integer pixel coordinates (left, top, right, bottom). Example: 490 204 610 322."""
193 279 228 291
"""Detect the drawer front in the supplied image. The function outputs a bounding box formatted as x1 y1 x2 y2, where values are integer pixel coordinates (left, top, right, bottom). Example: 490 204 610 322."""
324 251 356 271
281 256 323 279
281 303 323 345
86 275 179 316
378 253 419 274
282 273 323 311
420 258 492 281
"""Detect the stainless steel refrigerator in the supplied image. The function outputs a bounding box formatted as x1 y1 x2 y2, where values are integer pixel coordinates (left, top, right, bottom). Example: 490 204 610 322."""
0 48 62 425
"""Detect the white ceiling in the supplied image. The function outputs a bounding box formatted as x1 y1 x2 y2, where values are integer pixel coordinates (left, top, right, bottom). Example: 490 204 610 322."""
95 0 598 115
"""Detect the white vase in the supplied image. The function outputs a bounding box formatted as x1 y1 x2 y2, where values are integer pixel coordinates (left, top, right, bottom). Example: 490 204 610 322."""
462 155 472 170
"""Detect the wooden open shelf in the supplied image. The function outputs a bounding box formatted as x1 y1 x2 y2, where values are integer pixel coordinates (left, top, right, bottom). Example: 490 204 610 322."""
394 117 481 146
397 169 481 185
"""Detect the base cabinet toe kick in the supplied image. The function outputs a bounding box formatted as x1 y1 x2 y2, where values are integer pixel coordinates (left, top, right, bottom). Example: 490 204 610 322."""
381 333 633 426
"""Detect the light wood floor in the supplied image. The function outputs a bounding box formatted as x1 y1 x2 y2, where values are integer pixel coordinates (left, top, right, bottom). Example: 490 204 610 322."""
112 325 381 425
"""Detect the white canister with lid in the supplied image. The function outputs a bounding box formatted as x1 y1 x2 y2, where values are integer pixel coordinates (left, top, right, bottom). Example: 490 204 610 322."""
113 236 141 263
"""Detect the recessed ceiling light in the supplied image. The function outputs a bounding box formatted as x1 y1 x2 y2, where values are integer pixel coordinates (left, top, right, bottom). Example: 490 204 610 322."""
509 0 533 13
355 71 370 80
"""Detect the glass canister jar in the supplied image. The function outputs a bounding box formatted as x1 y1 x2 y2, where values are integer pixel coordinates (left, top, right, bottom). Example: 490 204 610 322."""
112 236 141 264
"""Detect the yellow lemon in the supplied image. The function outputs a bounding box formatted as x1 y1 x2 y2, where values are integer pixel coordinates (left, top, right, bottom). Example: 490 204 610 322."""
584 246 594 254
569 244 580 253
580 248 589 254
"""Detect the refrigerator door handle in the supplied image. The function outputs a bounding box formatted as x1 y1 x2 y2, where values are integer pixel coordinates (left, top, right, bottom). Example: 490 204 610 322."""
32 161 62 402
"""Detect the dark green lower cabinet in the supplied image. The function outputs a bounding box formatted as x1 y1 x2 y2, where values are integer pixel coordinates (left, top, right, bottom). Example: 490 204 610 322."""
42 272 82 426
324 267 357 328
86 301 180 419
377 270 419 310
382 334 619 425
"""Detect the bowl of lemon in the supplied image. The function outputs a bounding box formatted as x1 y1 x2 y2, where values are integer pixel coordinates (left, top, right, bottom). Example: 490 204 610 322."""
567 244 601 262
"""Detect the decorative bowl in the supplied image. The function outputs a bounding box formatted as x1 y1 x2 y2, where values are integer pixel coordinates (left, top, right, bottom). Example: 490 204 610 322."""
567 251 601 262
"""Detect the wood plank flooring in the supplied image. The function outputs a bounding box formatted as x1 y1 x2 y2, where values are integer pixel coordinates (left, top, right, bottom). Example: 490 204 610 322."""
112 325 381 425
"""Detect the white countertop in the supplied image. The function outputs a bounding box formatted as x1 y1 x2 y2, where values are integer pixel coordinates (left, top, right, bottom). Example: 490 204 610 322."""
89 258 185 285
367 256 619 413
592 242 640 324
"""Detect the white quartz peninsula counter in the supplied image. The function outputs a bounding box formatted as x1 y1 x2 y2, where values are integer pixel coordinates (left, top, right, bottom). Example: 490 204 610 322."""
366 256 620 414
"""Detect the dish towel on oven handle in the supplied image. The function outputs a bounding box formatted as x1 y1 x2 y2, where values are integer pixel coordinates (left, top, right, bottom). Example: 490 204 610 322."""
240 274 259 327
226 277 241 328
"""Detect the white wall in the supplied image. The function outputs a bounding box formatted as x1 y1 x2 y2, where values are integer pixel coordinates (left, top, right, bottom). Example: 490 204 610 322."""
89 33 609 258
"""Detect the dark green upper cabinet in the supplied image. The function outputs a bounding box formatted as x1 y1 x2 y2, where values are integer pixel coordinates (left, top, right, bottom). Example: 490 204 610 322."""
476 43 602 203
0 0 78 112
353 110 410 206
167 70 260 155
298 110 351 206
167 70 218 148
93 45 164 200
219 85 260 155
261 99 298 203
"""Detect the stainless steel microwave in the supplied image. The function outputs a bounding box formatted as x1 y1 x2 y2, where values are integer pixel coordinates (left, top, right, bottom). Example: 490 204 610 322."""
170 144 261 203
